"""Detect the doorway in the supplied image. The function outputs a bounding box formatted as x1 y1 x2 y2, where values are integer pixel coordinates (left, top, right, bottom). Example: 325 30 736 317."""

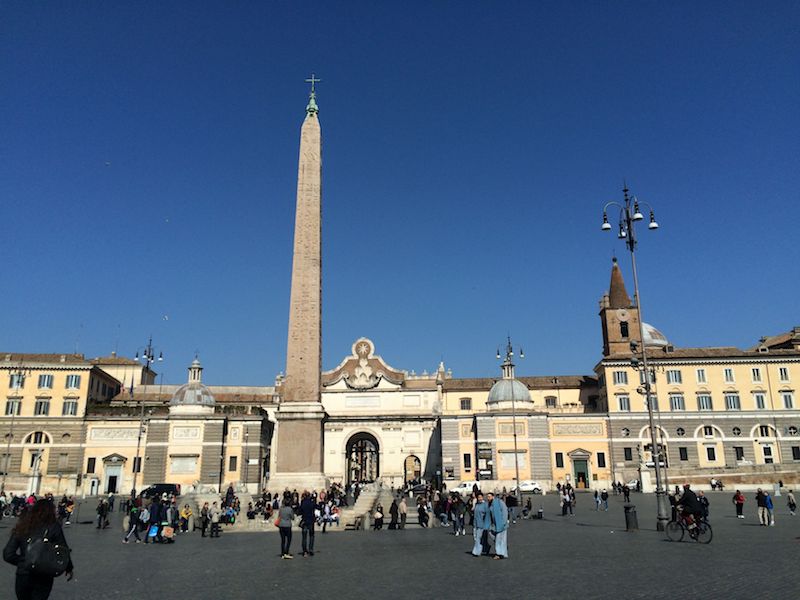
104 464 122 494
404 455 421 484
573 459 589 489
346 432 379 485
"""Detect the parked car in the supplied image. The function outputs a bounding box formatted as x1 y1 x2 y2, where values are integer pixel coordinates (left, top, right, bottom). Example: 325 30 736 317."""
139 483 181 499
512 480 543 494
448 481 479 496
626 479 640 490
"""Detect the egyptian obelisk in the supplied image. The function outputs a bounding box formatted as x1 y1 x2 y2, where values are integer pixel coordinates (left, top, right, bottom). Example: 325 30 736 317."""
270 76 328 491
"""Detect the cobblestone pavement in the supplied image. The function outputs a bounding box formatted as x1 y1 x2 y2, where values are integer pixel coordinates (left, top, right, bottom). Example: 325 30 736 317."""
0 491 798 599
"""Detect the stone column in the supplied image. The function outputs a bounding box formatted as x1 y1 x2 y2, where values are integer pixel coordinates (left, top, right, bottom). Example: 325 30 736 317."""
269 97 328 492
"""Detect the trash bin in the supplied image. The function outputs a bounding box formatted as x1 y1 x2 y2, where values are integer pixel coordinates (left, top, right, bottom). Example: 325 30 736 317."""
624 504 638 531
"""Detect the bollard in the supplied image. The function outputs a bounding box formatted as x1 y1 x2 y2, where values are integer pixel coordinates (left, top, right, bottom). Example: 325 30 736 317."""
624 503 638 531
537 507 544 520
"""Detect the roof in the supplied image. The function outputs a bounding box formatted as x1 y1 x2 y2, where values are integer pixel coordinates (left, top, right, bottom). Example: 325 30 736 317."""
1 353 90 366
444 375 597 392
111 384 277 405
608 258 632 309
753 327 800 351
90 355 140 366
603 346 800 361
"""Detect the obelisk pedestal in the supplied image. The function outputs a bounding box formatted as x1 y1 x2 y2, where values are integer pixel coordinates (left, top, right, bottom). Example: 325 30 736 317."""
268 81 328 492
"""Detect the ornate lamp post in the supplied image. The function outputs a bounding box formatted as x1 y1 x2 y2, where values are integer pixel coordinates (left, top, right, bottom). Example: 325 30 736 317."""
131 337 163 498
601 185 668 531
2 365 30 494
497 337 524 502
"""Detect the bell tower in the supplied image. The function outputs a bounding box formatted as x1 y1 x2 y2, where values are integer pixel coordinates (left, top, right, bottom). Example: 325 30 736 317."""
599 258 641 357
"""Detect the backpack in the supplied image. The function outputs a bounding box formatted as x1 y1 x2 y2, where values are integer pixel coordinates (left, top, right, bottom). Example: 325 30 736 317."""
22 528 71 577
139 508 150 523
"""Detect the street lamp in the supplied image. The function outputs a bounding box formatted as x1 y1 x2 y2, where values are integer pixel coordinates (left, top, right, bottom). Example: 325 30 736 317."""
497 337 524 503
131 336 163 499
601 184 668 531
244 427 249 493
2 364 30 494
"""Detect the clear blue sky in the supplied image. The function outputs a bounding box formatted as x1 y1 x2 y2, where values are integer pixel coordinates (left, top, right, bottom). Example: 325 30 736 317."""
2 1 798 385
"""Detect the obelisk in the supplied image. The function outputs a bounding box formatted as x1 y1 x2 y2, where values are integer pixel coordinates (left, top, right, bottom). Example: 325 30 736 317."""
270 76 328 491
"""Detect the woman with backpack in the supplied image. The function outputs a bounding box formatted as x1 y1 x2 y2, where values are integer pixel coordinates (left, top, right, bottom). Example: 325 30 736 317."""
3 498 73 599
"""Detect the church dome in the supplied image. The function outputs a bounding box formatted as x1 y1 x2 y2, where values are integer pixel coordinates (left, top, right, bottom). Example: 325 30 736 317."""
487 379 534 411
642 323 669 348
170 358 215 408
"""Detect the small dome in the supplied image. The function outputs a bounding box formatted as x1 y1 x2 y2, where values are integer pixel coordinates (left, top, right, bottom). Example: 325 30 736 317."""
170 382 215 407
642 323 669 348
487 379 534 411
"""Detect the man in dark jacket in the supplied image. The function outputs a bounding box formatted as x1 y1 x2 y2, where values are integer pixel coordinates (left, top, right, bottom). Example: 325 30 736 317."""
679 484 702 522
145 500 164 544
299 492 316 557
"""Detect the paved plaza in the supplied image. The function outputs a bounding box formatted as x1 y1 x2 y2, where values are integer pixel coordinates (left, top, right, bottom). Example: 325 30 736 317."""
1 492 798 599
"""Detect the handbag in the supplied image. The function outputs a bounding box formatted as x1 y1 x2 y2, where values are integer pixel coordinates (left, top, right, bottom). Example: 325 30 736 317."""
148 525 159 537
22 528 71 577
274 518 281 527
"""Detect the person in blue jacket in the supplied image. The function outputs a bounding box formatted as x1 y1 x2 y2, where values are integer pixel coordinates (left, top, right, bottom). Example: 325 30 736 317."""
486 492 509 559
471 492 491 556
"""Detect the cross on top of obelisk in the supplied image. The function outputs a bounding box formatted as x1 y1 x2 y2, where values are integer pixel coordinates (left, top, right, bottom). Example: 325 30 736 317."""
305 73 320 115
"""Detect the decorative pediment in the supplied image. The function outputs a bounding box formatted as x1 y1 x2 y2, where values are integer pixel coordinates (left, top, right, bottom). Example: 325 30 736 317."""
567 448 592 459
322 338 406 390
102 453 128 463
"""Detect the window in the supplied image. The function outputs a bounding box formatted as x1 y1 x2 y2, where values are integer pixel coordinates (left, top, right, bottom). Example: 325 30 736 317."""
228 456 238 472
37 374 53 389
792 446 800 461
639 370 656 385
732 427 742 436
666 370 683 384
9 373 25 389
65 375 81 389
723 368 735 383
676 427 686 437
669 394 685 411
545 396 557 408
101 383 107 397
787 426 798 436
459 397 472 411
613 371 628 385
703 426 714 437
679 447 688 461
754 393 766 410
597 452 606 468
620 322 629 338
644 396 659 411
133 456 142 473
4 400 20 416
696 369 707 384
697 394 713 411
725 394 741 411
33 399 50 416
618 396 630 412
621 427 630 437
555 452 564 468
706 447 716 461
62 400 78 416
734 446 745 461
751 368 762 383
0 454 9 474
57 453 69 470
779 367 790 382
759 425 772 437
783 393 794 409
86 457 96 474
463 453 472 471
623 447 633 461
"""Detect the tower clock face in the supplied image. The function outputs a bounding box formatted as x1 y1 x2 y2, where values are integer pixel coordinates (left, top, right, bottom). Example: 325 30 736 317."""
616 309 629 322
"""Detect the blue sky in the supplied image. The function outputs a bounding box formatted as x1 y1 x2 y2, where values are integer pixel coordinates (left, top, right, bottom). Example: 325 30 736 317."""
2 1 798 385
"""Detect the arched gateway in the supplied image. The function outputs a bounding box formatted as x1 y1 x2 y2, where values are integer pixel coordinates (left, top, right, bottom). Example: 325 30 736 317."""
346 432 379 485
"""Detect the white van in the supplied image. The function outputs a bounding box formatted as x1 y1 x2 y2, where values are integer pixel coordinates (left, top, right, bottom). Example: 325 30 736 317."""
448 481 479 496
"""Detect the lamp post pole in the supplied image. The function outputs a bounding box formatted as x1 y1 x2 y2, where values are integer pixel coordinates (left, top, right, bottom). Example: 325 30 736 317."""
132 337 163 499
497 337 524 503
602 185 669 531
1 365 29 494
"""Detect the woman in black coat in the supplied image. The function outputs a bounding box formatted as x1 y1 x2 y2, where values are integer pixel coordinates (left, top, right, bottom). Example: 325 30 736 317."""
4 498 74 600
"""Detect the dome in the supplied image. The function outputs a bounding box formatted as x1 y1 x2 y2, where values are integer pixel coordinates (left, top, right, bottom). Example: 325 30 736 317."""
487 379 534 411
642 322 669 348
170 382 215 407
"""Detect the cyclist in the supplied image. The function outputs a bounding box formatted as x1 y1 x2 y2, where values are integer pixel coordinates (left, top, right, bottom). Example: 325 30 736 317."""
678 484 704 535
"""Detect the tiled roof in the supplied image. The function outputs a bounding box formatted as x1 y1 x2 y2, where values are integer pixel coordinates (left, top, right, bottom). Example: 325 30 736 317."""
0 353 90 366
604 346 800 361
444 375 597 391
111 384 277 405
90 355 140 366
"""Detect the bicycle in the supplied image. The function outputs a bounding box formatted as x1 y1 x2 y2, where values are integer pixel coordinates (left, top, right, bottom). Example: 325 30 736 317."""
665 513 713 544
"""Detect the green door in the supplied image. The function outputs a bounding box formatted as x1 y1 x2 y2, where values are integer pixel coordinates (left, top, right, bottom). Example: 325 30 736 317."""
573 459 589 489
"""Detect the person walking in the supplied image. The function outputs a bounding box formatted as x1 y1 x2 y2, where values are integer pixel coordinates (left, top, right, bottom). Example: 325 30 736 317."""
388 499 399 530
486 492 509 559
277 497 295 558
732 490 745 518
764 491 775 526
3 498 74 600
398 497 407 530
373 504 384 530
787 489 797 516
200 502 209 537
471 492 490 557
600 489 609 511
122 503 141 543
698 491 710 520
593 490 600 510
756 489 768 526
209 502 221 538
299 492 316 557
96 499 109 529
